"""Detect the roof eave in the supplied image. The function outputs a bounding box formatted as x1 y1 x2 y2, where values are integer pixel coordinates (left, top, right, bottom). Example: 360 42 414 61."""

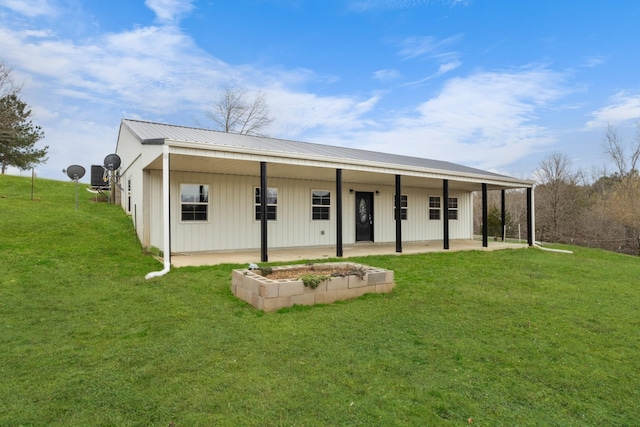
163 139 534 188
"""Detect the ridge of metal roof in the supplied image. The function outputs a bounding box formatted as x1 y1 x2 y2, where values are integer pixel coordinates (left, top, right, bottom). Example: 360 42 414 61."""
121 118 532 184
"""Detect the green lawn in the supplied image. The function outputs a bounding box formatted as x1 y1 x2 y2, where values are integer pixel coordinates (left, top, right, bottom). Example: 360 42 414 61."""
1 175 639 426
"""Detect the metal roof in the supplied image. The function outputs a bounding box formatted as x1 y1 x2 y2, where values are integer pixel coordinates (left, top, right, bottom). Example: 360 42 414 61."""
121 118 531 185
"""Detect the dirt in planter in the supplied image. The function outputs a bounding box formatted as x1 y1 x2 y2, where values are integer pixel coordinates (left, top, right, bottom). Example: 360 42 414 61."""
261 266 359 280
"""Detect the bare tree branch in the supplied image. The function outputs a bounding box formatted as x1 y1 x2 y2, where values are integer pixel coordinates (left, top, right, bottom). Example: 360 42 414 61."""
0 59 22 99
0 59 24 135
535 151 582 186
205 86 273 136
603 123 627 177
632 120 640 174
534 152 585 240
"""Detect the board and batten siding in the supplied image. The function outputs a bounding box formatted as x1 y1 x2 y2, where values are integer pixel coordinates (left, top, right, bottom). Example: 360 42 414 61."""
343 187 472 243
116 127 163 247
147 171 473 253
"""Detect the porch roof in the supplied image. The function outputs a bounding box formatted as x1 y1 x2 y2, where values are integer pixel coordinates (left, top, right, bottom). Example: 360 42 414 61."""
121 119 534 192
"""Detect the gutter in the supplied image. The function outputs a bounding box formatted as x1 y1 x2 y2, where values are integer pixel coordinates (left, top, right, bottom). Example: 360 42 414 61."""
146 145 171 279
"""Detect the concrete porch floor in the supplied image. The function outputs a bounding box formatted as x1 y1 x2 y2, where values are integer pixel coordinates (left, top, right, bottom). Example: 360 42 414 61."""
170 239 528 268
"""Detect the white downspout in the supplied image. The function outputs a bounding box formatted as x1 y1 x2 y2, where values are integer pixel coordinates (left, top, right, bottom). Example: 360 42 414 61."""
146 145 171 279
531 184 536 245
529 184 573 254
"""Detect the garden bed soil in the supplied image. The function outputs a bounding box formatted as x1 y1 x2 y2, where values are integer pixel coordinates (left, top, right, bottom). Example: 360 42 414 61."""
261 266 353 280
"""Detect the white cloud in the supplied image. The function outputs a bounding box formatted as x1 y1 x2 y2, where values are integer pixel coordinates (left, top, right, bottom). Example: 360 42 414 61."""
586 92 640 128
397 34 463 82
436 60 461 75
0 0 57 17
583 56 605 68
144 0 194 24
337 68 567 170
0 23 233 114
399 34 462 60
266 89 380 138
373 69 402 82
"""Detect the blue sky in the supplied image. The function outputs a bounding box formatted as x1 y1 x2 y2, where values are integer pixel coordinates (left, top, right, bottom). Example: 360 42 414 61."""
1 0 640 181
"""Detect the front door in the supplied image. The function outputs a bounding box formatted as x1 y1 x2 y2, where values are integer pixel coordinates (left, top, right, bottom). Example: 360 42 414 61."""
355 192 374 242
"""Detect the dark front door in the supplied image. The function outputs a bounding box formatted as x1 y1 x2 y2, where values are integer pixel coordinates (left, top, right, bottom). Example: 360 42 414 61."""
355 192 374 242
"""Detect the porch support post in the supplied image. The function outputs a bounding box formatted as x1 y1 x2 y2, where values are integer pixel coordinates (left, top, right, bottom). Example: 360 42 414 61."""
336 169 343 257
260 161 268 262
527 187 534 246
395 174 402 253
501 189 506 242
443 179 450 250
482 183 488 248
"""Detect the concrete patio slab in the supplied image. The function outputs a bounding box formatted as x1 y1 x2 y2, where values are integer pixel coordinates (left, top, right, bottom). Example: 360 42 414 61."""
169 239 528 268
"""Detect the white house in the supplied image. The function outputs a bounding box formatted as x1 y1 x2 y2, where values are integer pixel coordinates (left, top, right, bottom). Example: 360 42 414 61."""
115 119 534 267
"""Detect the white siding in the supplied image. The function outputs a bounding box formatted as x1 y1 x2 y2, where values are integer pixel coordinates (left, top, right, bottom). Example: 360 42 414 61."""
148 169 163 250
145 171 474 253
116 127 162 246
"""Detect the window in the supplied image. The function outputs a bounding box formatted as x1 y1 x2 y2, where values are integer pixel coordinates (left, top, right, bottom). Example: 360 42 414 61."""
181 184 208 221
255 187 278 220
448 197 458 220
394 194 408 220
312 190 331 220
429 196 441 220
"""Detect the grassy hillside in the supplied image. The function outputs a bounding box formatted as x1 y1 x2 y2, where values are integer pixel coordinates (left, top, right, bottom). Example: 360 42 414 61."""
1 175 639 426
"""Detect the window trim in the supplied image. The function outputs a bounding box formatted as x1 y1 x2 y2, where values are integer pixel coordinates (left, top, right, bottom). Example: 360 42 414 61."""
448 196 458 220
428 195 441 220
180 183 209 223
254 187 278 221
311 189 331 221
394 194 408 221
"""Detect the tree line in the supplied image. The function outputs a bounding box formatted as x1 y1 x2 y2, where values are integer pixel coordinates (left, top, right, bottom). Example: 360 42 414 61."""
475 121 640 255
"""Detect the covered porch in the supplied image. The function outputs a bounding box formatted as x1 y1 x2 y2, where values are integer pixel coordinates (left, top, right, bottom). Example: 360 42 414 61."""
147 142 535 263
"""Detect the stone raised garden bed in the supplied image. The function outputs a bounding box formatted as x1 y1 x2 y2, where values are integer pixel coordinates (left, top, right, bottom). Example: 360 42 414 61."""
231 262 395 312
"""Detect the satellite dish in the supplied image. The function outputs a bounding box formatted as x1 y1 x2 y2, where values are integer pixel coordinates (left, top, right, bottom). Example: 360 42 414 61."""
66 165 86 180
103 153 121 171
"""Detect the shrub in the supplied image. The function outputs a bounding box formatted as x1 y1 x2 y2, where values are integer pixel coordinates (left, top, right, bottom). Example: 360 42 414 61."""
298 273 330 288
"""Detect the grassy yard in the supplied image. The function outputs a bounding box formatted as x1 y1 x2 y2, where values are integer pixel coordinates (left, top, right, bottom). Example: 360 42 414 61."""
1 175 639 426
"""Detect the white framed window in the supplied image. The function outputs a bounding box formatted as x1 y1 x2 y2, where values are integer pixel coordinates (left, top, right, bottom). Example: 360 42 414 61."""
394 194 408 220
448 197 458 220
311 190 331 221
429 196 441 220
180 184 209 222
255 187 278 221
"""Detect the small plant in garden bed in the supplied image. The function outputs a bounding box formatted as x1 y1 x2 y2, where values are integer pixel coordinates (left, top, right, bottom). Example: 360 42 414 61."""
258 266 273 276
298 273 330 288
329 265 367 280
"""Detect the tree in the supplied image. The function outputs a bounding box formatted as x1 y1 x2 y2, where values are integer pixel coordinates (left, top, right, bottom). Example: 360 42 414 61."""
602 122 640 178
487 205 512 238
0 93 47 174
534 152 584 241
204 86 273 136
0 60 22 143
602 121 640 233
0 60 21 99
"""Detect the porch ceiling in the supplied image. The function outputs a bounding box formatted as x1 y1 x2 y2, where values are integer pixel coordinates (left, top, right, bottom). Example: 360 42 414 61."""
145 153 520 192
